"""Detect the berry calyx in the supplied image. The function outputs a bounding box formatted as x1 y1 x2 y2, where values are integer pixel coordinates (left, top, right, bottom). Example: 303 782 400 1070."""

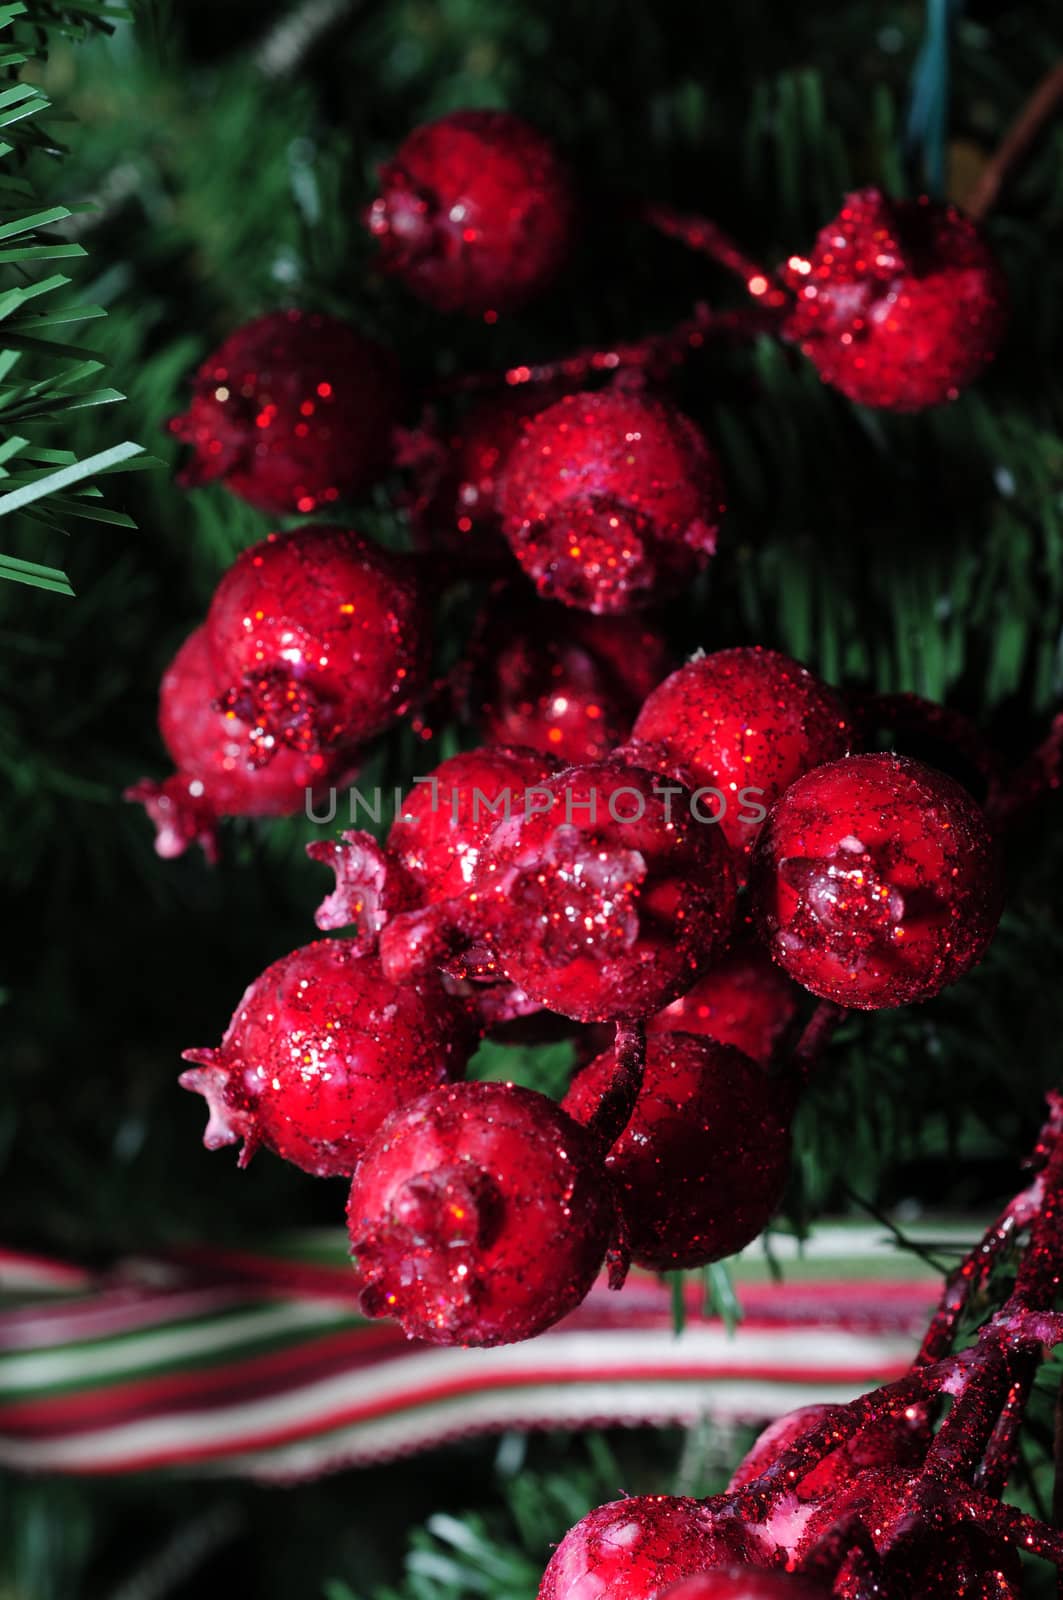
368 110 575 315
347 1080 614 1346
306 831 418 945
564 1031 792 1268
126 626 346 863
169 310 400 514
317 748 557 1006
205 525 429 765
631 648 853 855
467 759 737 1022
180 940 472 1177
781 189 1008 411
751 753 1003 1008
498 390 725 613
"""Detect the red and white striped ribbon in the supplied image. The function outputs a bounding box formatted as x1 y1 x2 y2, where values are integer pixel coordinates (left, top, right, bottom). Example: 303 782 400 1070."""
0 1226 952 1481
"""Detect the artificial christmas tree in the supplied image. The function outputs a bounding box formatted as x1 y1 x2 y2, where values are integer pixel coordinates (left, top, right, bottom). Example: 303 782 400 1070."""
7 3 1063 1598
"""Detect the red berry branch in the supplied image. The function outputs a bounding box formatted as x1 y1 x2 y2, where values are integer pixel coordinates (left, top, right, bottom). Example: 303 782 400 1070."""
166 627 1040 1346
539 1094 1063 1599
126 92 1063 1391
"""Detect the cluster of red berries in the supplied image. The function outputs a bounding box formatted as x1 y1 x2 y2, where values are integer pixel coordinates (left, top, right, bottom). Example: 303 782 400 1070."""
135 106 1009 1355
134 113 1008 847
162 109 1007 598
174 625 1003 1348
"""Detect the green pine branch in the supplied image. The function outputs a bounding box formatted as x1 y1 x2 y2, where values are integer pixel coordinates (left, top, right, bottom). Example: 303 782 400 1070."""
0 0 151 594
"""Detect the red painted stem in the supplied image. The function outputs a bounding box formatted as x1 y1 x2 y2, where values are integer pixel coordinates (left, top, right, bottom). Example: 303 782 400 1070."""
588 1020 647 1154
641 202 788 308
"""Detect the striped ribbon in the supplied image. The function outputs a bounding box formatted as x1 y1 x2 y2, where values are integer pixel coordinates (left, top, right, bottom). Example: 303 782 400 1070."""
0 1226 957 1481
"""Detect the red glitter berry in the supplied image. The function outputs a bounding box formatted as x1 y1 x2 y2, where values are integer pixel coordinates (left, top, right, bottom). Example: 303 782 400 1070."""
538 1495 770 1600
649 939 799 1065
478 603 673 765
126 626 346 863
729 1403 928 1509
658 1573 830 1599
498 390 725 613
751 753 1003 1009
467 759 737 1022
169 310 400 514
631 648 853 855
563 1031 791 1268
781 189 1008 411
317 748 557 1010
180 940 472 1178
405 389 563 571
389 746 558 905
205 524 429 765
347 1080 613 1346
368 110 575 315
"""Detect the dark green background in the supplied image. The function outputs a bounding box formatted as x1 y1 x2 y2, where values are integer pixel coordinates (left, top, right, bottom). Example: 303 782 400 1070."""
3 0 1063 1593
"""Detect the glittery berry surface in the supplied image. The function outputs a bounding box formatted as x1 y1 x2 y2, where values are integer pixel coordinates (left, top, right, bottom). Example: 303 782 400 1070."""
406 390 561 570
347 1080 613 1346
205 524 429 764
538 1495 770 1600
169 310 400 514
470 759 737 1021
728 1402 928 1507
368 110 575 315
126 626 342 863
389 746 557 904
752 753 1003 1008
498 390 725 613
631 648 853 854
564 1031 791 1267
649 938 799 1064
792 1469 1022 1598
781 189 1008 411
180 940 472 1177
477 603 673 764
657 1572 830 1599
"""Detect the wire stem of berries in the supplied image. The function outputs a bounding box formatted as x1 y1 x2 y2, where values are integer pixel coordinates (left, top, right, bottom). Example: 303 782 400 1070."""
540 1091 1063 1597
586 1020 647 1154
734 1093 1063 1585
641 201 789 308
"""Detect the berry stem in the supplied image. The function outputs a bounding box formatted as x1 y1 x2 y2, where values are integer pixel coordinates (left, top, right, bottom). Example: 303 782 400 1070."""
916 1183 1036 1367
640 202 788 307
587 1020 647 1153
734 1367 938 1515
922 1343 1012 1482
441 301 778 396
791 1000 845 1083
795 1509 879 1590
725 1092 1063 1583
967 59 1063 222
974 1357 1037 1494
